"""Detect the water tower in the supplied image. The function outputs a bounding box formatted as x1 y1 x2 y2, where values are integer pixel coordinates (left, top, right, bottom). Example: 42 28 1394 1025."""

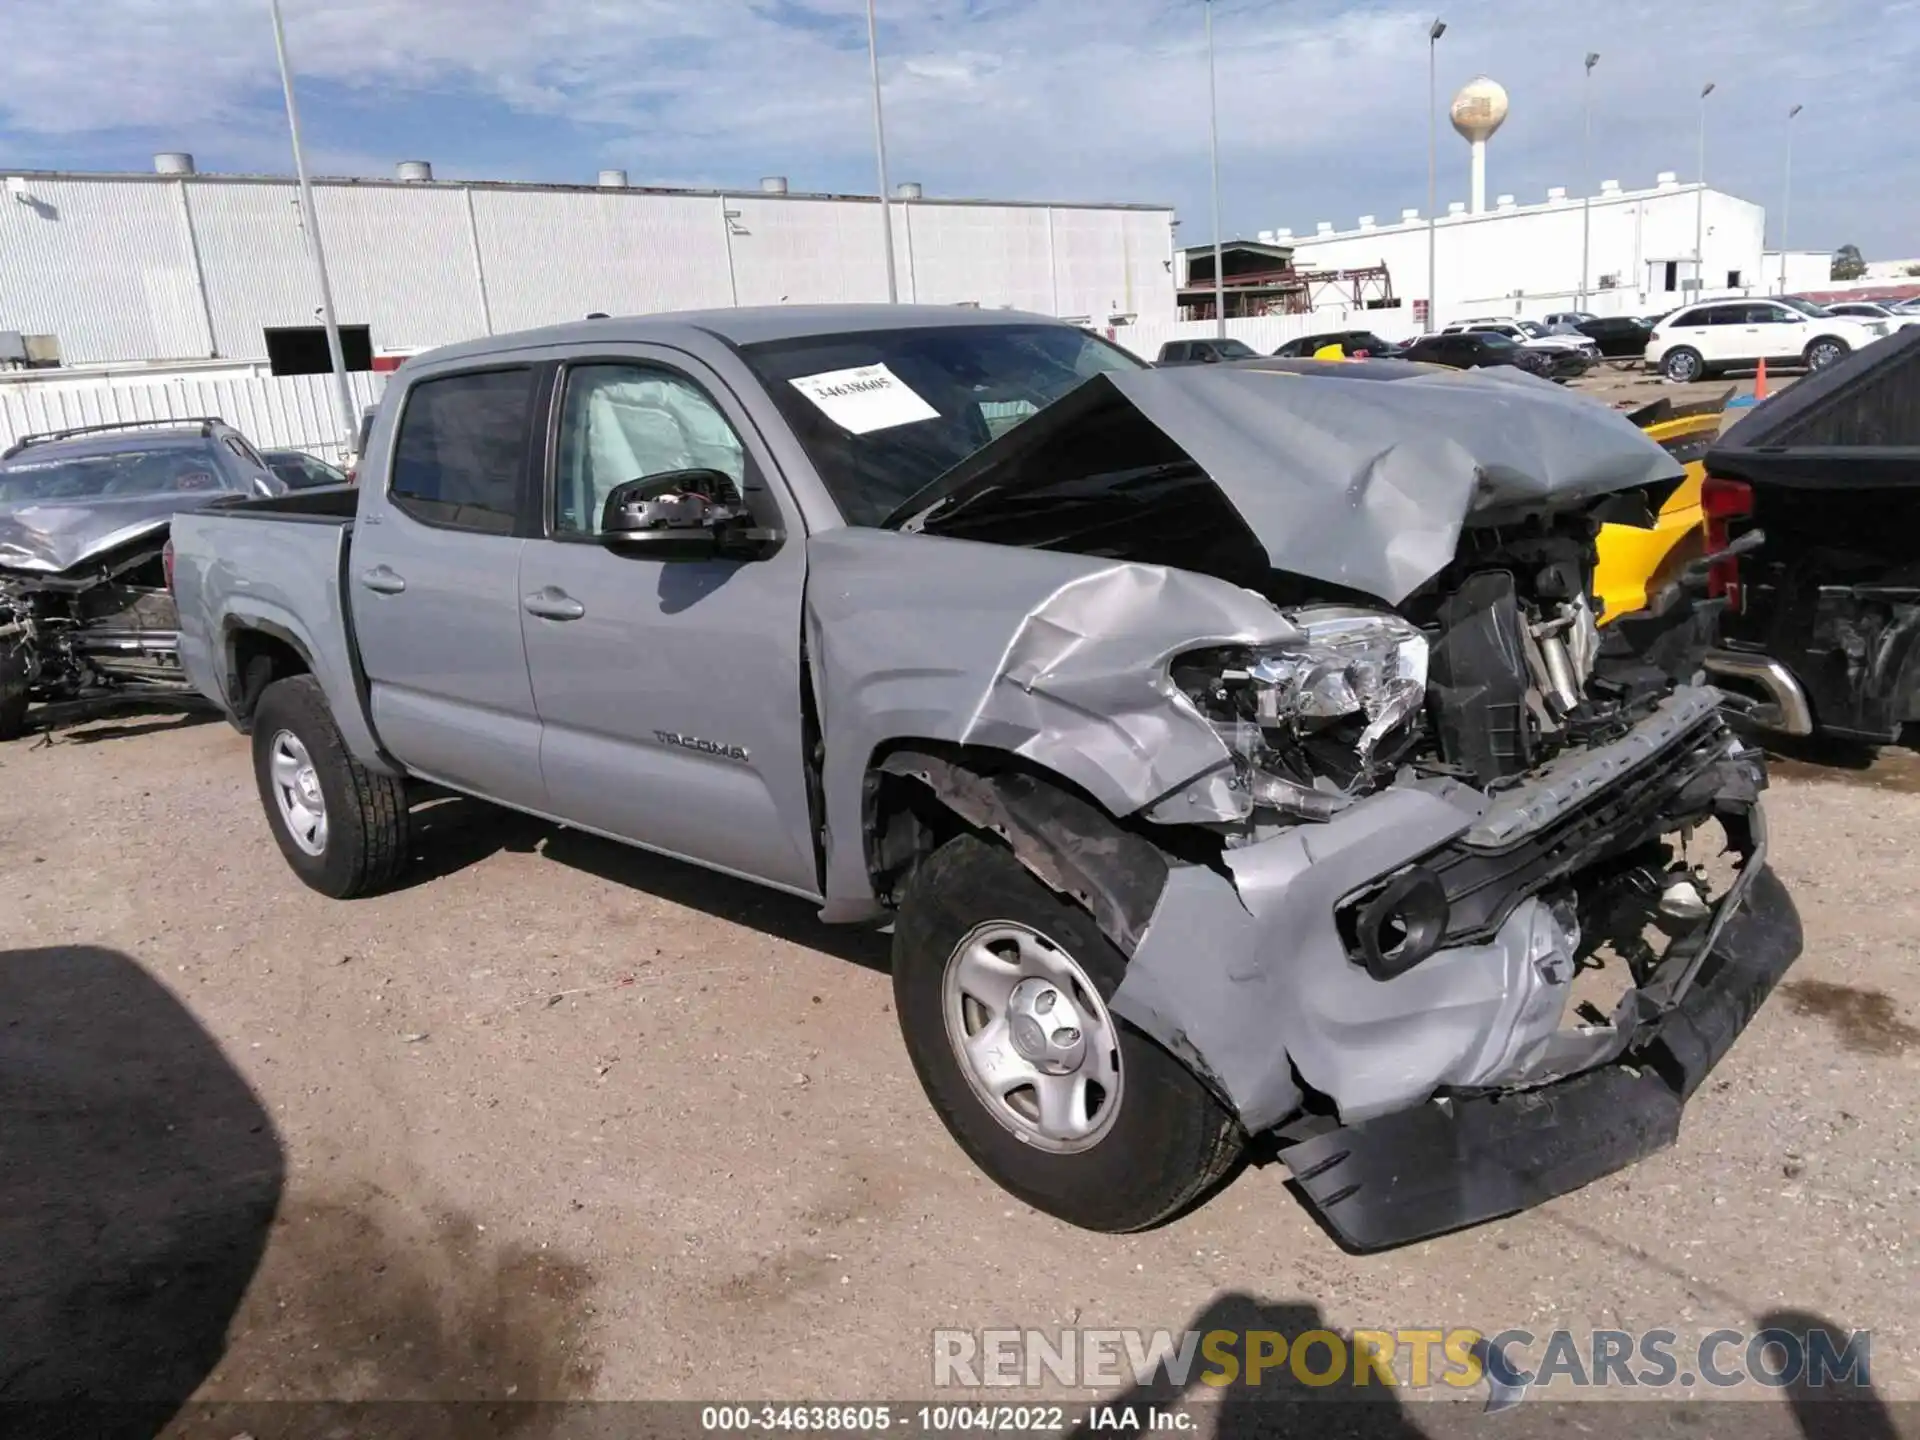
1450 76 1510 215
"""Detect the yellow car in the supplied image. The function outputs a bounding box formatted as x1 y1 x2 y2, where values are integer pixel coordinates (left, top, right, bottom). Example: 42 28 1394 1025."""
1592 390 1737 624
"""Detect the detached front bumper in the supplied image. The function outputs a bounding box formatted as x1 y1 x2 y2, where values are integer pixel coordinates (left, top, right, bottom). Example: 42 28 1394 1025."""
1285 864 1801 1251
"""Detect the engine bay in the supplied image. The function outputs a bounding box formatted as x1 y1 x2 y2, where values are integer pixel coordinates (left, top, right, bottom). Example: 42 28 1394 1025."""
0 534 191 735
1172 512 1693 834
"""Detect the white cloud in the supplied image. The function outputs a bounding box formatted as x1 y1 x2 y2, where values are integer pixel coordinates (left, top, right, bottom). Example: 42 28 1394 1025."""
0 0 1913 253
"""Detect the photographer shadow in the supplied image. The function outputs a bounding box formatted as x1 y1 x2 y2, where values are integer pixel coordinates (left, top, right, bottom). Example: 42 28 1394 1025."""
0 945 284 1438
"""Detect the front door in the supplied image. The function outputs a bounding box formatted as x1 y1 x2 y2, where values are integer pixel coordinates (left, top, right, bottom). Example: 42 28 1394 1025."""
516 351 818 894
350 363 548 811
1742 303 1806 364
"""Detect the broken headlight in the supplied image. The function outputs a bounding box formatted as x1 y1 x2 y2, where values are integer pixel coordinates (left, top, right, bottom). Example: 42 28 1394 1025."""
1177 608 1429 821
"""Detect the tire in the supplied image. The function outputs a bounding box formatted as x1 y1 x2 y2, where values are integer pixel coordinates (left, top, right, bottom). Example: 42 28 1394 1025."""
251 674 410 898
892 834 1245 1232
1662 346 1705 382
1805 337 1849 371
0 647 30 742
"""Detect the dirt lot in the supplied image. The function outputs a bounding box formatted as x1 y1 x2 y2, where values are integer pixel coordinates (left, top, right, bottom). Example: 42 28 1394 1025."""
2 711 1916 1433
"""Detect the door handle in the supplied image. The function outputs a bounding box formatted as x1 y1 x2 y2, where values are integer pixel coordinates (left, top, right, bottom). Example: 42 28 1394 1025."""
523 587 586 622
360 565 407 595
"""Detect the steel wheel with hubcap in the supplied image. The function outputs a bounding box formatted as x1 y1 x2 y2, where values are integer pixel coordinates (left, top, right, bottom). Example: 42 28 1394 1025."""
893 833 1245 1232
250 674 411 899
943 920 1123 1154
268 729 329 856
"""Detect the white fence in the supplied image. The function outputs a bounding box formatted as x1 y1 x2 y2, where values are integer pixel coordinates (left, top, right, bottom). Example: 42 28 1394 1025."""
0 365 385 464
1109 307 1423 361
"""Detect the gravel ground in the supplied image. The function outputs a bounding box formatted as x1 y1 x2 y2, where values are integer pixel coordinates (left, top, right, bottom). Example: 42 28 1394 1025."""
1 711 1915 1434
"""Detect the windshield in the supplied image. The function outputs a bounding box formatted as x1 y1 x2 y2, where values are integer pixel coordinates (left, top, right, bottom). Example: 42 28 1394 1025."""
0 444 240 505
1513 321 1547 337
739 323 1145 526
1777 296 1832 318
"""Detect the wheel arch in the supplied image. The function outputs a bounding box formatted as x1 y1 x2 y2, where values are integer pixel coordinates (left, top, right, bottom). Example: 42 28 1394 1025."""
223 617 314 729
864 741 1182 958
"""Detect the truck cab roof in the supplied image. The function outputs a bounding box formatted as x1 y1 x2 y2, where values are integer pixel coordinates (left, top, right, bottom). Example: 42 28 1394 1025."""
408 304 1065 372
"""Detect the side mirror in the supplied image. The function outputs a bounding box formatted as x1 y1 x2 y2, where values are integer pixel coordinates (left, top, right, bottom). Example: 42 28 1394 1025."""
599 470 780 558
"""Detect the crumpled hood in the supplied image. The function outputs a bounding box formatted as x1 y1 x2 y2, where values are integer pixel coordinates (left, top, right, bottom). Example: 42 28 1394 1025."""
896 359 1685 605
0 494 211 575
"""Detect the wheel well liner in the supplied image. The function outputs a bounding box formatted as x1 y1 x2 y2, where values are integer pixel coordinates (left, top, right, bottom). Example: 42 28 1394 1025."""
225 621 314 726
870 746 1172 955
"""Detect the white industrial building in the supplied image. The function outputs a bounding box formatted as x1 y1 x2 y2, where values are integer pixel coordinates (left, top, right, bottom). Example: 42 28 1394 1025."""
1273 172 1766 327
0 159 1178 370
1260 75 1784 328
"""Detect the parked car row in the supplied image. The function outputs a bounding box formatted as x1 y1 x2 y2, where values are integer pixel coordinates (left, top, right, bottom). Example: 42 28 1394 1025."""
0 419 348 739
151 303 1802 1250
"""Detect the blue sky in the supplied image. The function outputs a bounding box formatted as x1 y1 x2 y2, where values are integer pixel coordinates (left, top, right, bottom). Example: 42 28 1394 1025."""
2 0 1915 256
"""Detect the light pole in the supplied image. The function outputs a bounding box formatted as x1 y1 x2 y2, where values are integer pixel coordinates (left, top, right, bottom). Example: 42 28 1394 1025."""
1695 80 1715 296
1779 103 1803 294
1426 18 1446 332
1579 52 1598 310
268 0 356 452
866 0 899 304
1206 0 1226 337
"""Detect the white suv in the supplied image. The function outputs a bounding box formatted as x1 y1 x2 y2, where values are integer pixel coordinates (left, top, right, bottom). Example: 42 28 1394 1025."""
1645 298 1886 382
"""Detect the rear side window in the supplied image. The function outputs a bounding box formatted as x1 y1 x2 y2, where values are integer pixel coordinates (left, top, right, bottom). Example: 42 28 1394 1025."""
390 368 534 534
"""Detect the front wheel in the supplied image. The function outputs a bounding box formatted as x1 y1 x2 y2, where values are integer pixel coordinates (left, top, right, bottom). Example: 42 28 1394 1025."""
251 674 410 898
892 834 1245 1232
1805 337 1849 371
1662 346 1705 382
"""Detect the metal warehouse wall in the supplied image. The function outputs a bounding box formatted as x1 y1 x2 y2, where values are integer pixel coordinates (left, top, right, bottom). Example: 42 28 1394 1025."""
0 173 1178 366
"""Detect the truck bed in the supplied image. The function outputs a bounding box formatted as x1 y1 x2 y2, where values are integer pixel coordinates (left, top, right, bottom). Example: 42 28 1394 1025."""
169 488 381 760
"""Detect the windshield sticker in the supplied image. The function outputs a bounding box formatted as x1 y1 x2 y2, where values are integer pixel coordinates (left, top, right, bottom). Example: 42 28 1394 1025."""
789 364 940 435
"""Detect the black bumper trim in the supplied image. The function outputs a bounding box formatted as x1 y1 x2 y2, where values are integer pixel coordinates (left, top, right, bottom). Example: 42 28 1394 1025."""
1284 865 1803 1253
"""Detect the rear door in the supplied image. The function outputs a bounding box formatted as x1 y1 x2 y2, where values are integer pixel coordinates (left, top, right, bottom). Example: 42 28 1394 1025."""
515 348 818 894
1659 307 1715 362
349 364 550 810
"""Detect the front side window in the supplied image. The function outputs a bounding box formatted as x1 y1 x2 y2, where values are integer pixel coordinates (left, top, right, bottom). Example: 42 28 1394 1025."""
740 322 1144 527
390 368 535 534
553 364 746 536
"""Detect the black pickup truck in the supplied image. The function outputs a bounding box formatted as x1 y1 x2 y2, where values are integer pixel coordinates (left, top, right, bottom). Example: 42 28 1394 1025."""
1707 325 1920 744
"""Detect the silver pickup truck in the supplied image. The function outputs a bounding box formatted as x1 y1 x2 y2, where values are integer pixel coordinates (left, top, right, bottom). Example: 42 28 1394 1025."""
172 305 1802 1249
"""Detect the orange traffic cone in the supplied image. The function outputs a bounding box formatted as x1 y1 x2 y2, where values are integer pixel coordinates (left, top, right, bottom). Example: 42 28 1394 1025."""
1752 358 1769 402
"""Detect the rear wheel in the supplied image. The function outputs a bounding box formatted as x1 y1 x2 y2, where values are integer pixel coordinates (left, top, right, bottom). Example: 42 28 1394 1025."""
892 835 1245 1232
251 675 409 898
1662 346 1705 382
1805 337 1849 371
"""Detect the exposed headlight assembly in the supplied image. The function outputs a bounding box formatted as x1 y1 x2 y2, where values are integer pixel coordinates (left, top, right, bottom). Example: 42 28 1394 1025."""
1179 608 1430 823
1234 609 1429 763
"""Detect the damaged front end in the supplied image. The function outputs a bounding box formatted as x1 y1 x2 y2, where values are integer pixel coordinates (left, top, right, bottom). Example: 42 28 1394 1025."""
0 532 194 737
827 358 1802 1247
